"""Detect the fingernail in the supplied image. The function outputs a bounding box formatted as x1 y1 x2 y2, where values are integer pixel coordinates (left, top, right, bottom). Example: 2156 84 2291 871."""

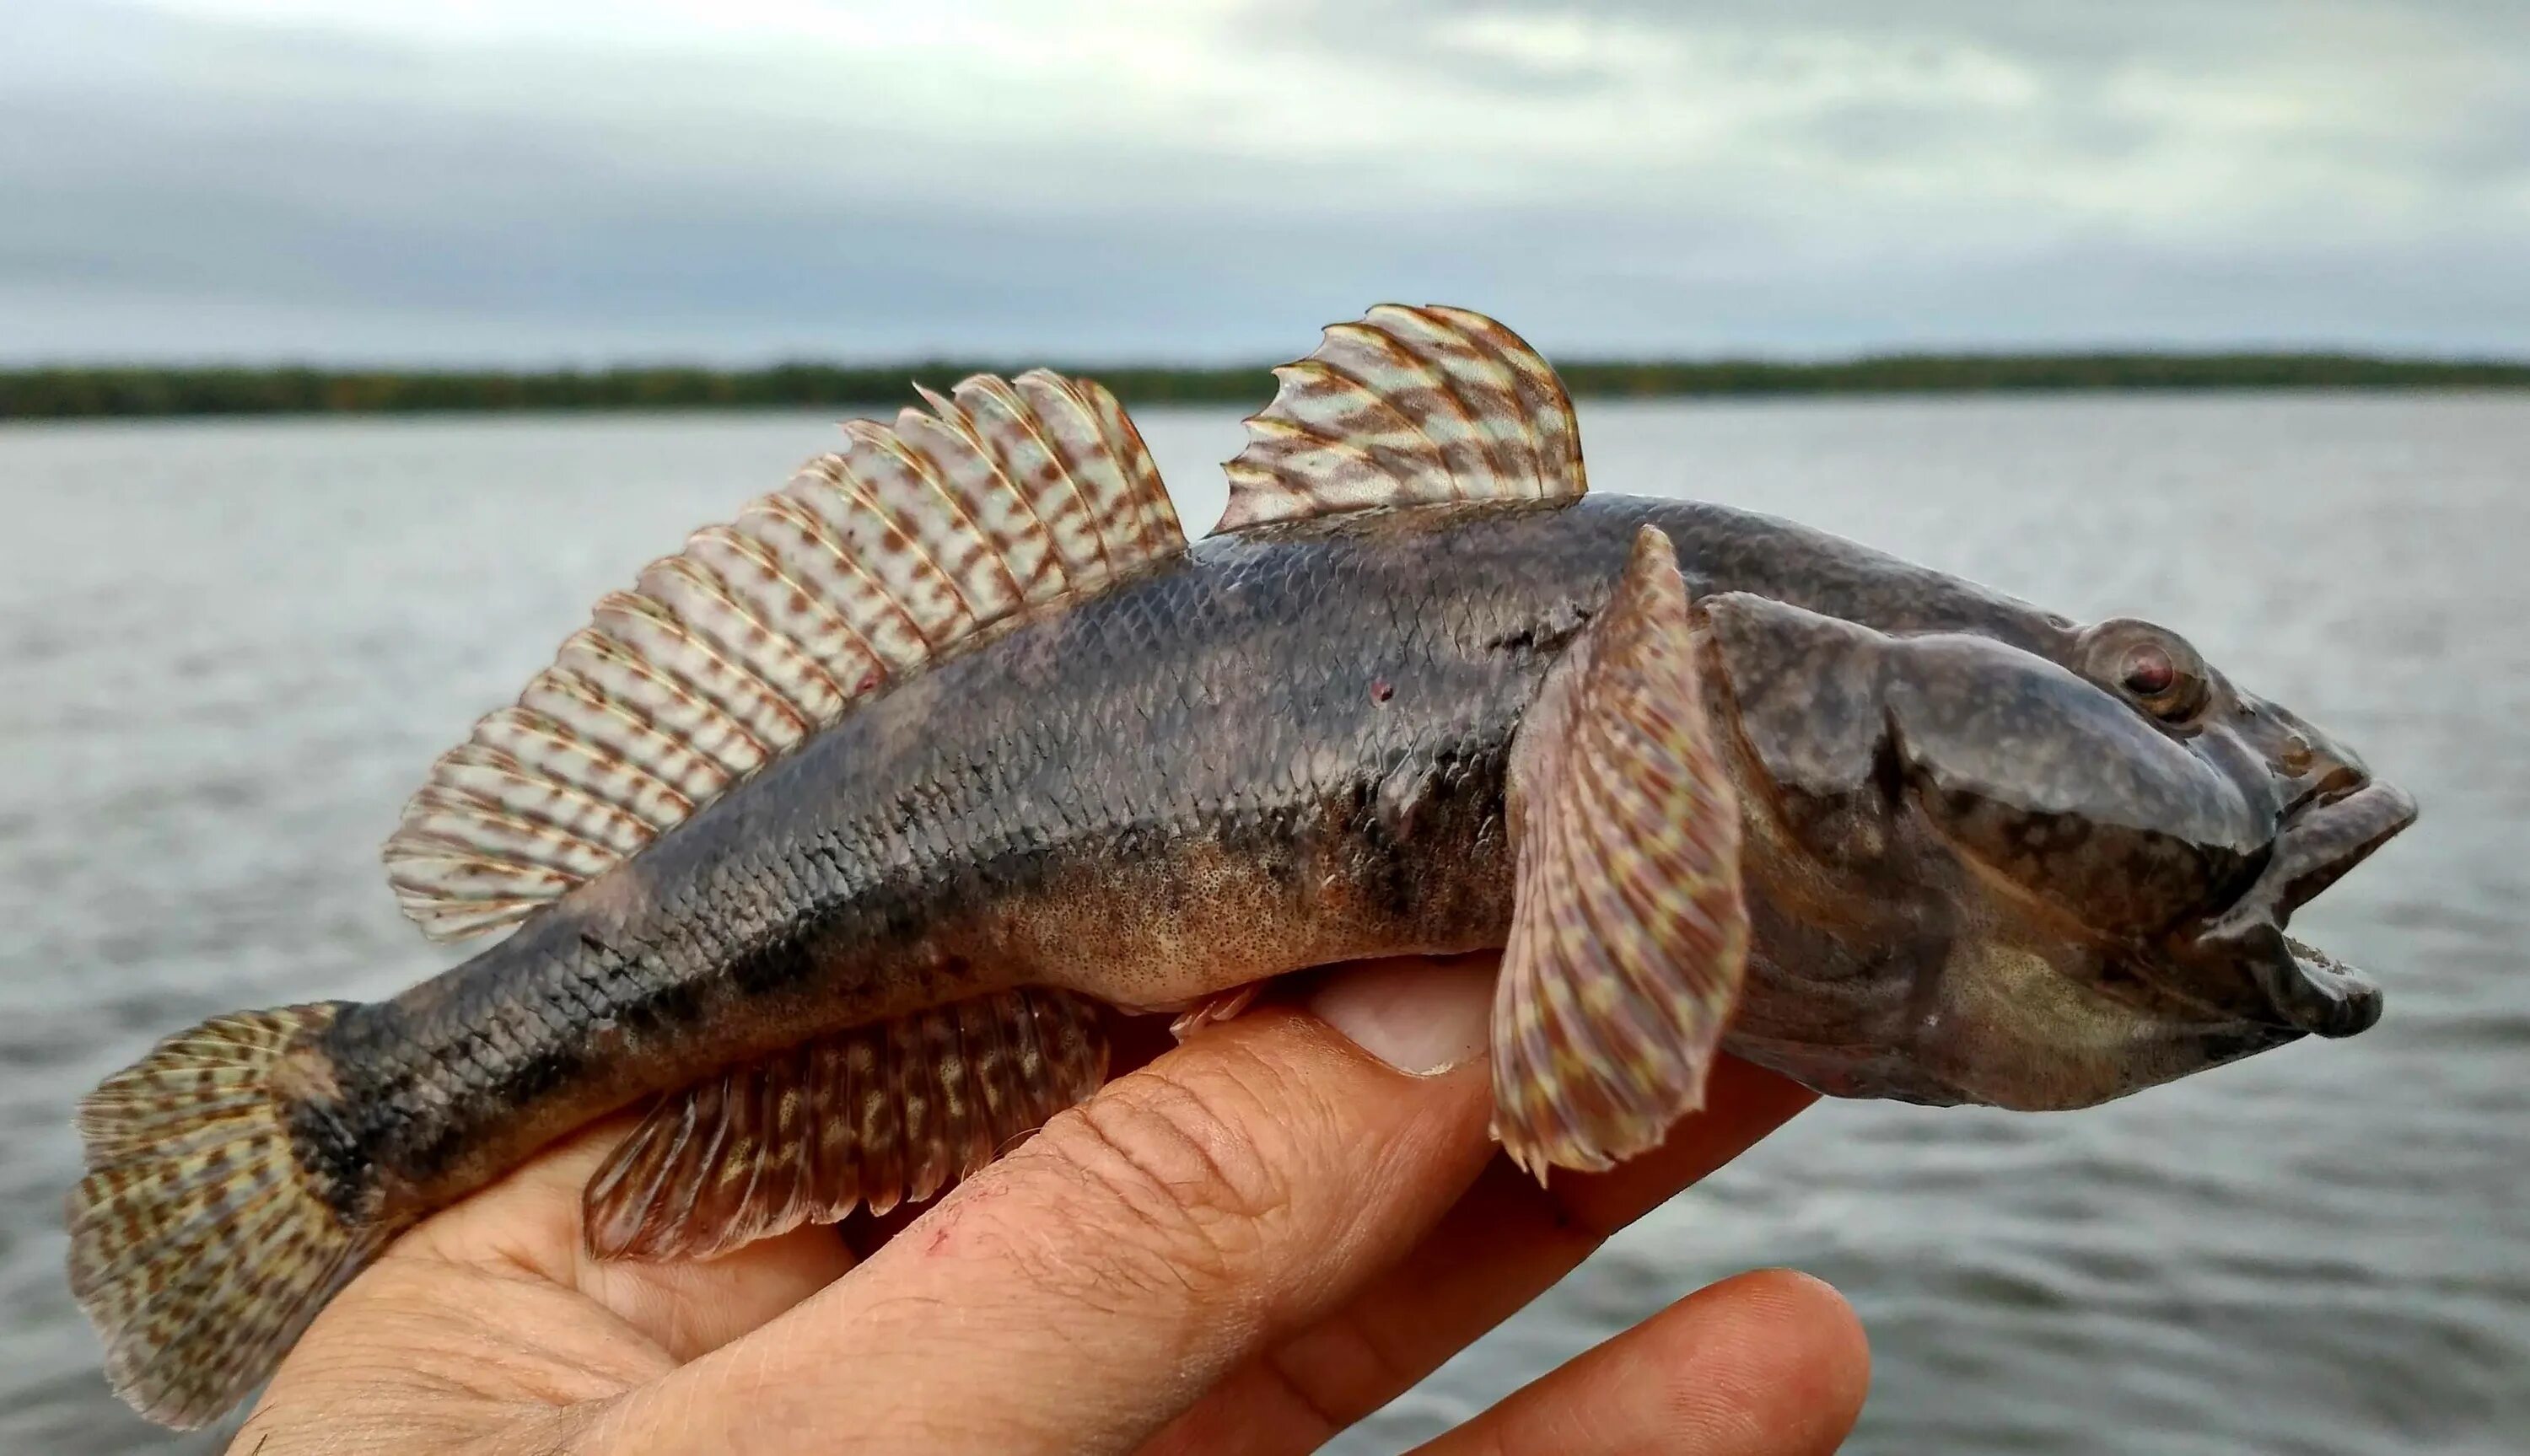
1306 954 1498 1075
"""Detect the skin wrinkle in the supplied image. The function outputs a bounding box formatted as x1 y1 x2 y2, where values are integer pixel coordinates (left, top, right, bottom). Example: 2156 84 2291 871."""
967 1034 1315 1316
1148 1056 1823 1456
1237 1185 1528 1444
709 1017 1472 1452
1253 1334 1371 1448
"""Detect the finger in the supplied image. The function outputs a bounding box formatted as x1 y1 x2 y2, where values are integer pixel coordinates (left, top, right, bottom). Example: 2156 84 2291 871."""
1408 1270 1869 1456
1148 1055 1816 1454
393 1110 857 1361
592 954 1505 1456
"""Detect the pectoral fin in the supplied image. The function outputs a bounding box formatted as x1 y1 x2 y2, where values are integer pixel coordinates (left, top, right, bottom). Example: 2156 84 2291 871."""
1491 525 1750 1180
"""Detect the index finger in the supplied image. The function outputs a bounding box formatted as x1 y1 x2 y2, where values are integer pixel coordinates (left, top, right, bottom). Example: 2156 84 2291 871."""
592 958 1506 1456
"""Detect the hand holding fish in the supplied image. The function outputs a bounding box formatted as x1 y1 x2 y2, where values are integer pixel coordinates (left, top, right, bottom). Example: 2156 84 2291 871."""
220 954 1864 1455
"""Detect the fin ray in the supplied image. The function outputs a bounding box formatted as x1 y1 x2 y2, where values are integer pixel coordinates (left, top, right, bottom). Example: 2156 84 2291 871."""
417 749 659 855
1214 304 1585 533
1489 525 1749 1179
387 374 1186 943
743 490 923 676
584 987 1107 1260
67 1003 389 1431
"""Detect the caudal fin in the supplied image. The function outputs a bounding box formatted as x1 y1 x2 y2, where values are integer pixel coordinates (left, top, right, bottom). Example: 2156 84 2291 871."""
67 1002 385 1430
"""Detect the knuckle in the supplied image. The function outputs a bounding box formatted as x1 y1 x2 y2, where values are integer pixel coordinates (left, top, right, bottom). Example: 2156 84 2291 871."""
1012 1054 1299 1303
1256 1313 1408 1440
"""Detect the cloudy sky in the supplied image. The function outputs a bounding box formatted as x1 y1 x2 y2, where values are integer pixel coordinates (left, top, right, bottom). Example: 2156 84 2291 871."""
3 0 2524 365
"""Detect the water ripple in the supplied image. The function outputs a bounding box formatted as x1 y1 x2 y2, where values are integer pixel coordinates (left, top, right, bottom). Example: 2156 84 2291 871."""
1 398 2522 1453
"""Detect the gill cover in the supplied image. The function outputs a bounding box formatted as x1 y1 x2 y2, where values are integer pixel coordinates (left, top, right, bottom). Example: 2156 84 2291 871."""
1702 593 2277 939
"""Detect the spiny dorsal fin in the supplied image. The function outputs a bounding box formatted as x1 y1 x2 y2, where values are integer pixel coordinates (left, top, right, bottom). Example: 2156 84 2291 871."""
385 371 1185 943
1214 304 1585 534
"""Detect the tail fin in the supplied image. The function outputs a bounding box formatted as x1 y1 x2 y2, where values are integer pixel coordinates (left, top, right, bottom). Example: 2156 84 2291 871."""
67 1002 385 1430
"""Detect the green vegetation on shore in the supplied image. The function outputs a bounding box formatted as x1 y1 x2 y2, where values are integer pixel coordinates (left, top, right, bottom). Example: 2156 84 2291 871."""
5 352 2525 421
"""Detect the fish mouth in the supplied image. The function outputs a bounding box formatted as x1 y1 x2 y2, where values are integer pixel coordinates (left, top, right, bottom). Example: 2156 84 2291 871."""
2184 780 2419 1039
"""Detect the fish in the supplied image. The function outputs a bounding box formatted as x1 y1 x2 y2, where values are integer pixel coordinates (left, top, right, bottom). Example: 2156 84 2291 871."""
66 304 2419 1429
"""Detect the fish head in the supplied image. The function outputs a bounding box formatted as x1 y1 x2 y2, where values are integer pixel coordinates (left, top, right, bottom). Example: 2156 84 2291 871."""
1702 594 2418 1109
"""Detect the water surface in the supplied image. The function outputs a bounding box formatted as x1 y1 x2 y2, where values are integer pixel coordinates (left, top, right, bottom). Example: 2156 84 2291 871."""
2 395 2522 1453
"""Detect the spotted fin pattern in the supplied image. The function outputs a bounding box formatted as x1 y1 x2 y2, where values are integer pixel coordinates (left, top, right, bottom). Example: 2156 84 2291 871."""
1490 525 1749 1180
1214 304 1585 534
385 373 1185 943
66 1002 385 1430
584 987 1108 1260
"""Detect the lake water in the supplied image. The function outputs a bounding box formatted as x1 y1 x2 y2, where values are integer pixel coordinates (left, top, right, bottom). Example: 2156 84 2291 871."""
2 395 2522 1454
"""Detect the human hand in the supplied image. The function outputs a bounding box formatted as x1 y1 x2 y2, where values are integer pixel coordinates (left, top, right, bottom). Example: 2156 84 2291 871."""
229 955 1868 1454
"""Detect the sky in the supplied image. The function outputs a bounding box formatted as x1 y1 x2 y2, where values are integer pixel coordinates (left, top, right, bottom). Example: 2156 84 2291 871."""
3 0 2525 366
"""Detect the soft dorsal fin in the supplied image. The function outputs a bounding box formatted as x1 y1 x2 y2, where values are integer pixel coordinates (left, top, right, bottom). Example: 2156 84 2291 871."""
385 371 1185 943
1214 304 1585 534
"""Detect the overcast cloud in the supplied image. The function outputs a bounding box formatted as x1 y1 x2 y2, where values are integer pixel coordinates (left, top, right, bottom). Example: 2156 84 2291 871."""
3 0 2524 364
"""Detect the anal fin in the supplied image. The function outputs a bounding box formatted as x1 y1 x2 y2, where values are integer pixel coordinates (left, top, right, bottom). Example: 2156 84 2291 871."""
1490 525 1750 1180
584 986 1108 1260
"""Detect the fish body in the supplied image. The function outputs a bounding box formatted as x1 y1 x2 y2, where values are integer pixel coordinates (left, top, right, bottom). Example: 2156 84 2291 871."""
317 495 2047 1210
67 306 2418 1429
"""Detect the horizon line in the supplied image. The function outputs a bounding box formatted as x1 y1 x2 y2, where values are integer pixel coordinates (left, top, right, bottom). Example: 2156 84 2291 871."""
7 349 2527 421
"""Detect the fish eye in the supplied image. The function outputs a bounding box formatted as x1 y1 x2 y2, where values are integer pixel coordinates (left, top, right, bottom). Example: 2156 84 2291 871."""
2121 644 2177 696
2081 621 2209 725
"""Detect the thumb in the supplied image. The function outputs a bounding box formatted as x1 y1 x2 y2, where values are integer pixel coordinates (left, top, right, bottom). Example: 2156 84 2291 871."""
1302 953 1497 1075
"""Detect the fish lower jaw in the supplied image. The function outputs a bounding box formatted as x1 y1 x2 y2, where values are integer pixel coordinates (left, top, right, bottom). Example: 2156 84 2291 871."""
2160 912 2384 1041
2271 936 2385 1039
1720 1030 1975 1107
2178 776 2412 1039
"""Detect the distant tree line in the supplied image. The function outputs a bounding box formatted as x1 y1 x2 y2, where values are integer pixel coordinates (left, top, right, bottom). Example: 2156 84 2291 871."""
3 352 2525 420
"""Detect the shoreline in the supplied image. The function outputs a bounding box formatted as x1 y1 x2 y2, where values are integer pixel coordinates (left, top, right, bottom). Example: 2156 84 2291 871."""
5 352 2527 421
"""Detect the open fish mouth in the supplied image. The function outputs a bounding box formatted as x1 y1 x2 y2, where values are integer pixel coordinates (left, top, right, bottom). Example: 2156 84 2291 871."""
2188 780 2420 1039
